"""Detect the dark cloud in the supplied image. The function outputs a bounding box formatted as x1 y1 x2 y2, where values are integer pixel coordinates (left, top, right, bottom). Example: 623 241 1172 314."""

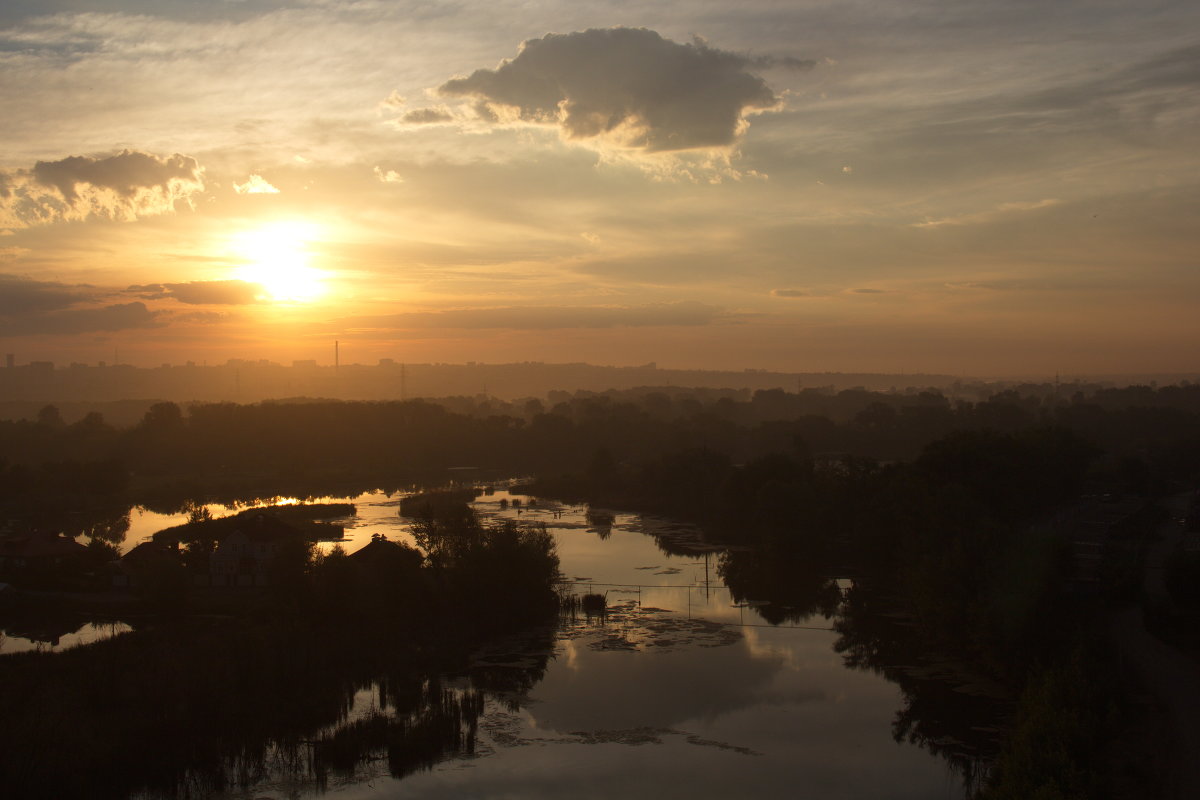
336 301 729 331
849 288 886 294
749 55 817 71
130 280 265 305
1 150 204 226
400 107 455 124
0 274 89 314
0 275 163 336
0 301 160 337
0 0 287 27
31 150 202 203
437 28 784 151
771 288 812 298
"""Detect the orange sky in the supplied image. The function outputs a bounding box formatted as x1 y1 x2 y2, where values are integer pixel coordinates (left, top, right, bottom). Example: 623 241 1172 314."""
1 2 1197 376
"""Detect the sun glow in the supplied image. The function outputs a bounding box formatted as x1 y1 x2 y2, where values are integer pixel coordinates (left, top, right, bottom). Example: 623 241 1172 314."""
232 221 327 302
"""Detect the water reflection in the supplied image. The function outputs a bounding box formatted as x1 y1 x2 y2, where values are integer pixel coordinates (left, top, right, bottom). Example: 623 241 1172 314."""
3 487 996 798
0 618 132 654
374 605 963 800
834 581 1002 791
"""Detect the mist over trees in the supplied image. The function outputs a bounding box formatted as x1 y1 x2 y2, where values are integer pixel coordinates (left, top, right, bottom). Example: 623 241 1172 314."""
1 381 1196 504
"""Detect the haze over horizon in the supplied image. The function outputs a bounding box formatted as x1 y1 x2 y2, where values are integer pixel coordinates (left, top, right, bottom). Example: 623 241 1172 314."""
2 1 1197 376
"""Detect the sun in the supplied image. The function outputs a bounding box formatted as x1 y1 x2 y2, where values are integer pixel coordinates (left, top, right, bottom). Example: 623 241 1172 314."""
231 221 327 302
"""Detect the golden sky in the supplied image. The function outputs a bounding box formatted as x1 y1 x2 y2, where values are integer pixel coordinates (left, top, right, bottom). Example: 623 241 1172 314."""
1 1 1197 376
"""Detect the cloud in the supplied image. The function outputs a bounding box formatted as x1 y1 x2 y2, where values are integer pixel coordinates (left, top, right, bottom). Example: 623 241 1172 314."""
381 90 407 108
233 174 279 194
0 275 163 336
373 166 404 183
129 280 266 305
0 301 160 337
0 275 89 315
771 288 812 298
434 27 787 152
913 199 1062 229
399 106 456 125
335 301 730 331
750 55 818 72
0 150 204 227
31 150 201 202
942 279 1074 292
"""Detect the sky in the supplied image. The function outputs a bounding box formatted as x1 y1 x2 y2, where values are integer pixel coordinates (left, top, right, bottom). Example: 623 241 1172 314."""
1 0 1197 376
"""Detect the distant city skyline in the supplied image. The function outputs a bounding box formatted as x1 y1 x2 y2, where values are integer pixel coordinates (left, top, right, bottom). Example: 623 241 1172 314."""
2 2 1198 375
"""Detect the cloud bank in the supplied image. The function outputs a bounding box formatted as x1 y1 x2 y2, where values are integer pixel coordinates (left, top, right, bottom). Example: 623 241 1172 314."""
0 275 161 336
338 301 729 331
420 27 795 153
130 280 266 305
0 150 204 227
0 274 88 315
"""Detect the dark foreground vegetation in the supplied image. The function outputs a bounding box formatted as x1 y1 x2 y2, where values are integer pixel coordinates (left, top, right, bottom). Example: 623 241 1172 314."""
0 503 560 799
2 381 1199 797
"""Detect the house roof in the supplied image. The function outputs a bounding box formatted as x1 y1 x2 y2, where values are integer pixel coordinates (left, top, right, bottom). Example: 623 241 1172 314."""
347 535 422 569
122 540 179 564
348 537 400 561
0 531 89 559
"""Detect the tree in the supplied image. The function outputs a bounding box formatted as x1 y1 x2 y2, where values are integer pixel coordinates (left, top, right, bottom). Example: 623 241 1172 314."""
141 401 184 432
36 404 64 429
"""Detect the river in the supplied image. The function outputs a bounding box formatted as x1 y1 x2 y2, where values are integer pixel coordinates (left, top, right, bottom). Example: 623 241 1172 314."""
2 487 994 798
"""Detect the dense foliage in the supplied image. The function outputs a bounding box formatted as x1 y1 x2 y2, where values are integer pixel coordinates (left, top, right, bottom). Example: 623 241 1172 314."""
1 382 1198 506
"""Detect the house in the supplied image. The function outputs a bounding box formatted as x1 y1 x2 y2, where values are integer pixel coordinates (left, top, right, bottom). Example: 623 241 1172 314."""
0 530 90 577
208 513 306 588
113 539 182 588
347 533 423 572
